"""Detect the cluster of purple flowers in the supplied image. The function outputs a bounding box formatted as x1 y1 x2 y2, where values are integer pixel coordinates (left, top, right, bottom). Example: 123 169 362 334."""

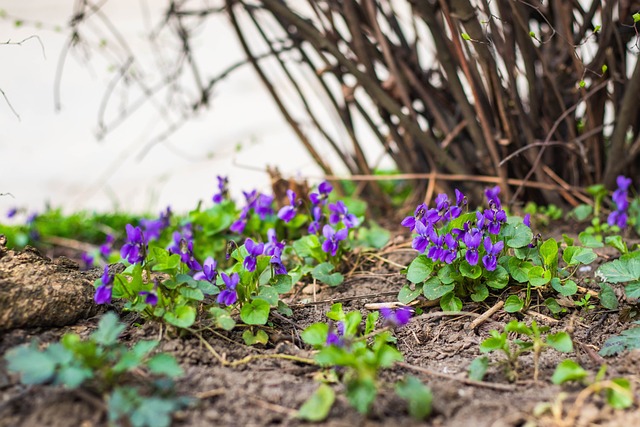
230 190 274 234
94 265 114 304
607 175 632 229
402 186 508 271
308 181 333 234
82 233 115 269
265 229 287 275
140 206 172 241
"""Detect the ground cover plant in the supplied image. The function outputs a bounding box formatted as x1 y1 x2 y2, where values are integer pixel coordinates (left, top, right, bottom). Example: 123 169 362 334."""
2 174 640 426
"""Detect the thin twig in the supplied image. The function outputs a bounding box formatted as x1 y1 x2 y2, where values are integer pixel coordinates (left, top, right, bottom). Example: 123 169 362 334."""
469 300 504 329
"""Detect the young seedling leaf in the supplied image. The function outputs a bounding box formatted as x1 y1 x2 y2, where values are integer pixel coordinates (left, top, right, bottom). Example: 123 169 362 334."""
4 342 57 384
468 356 489 381
551 360 587 384
504 295 524 313
92 312 126 346
599 323 640 356
148 353 183 378
163 305 196 328
551 278 578 296
298 384 335 422
598 283 619 309
596 254 640 283
547 332 573 353
242 329 269 346
301 323 329 347
439 292 462 312
398 284 422 303
395 376 432 420
240 299 270 325
605 378 634 409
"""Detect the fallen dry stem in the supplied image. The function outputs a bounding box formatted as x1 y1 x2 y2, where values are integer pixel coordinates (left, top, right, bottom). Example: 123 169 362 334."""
397 362 516 391
469 300 504 329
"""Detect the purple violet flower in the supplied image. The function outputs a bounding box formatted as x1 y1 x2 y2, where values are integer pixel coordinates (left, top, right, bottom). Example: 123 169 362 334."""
463 228 482 265
243 238 264 272
441 233 458 264
326 321 345 347
608 175 632 229
270 246 287 275
82 252 94 270
212 176 229 204
94 265 113 305
523 214 531 228
482 237 504 271
321 225 348 257
217 272 239 306
99 234 115 259
483 208 507 235
485 186 502 209
120 224 147 264
412 220 431 254
380 306 412 327
194 257 218 282
328 200 359 229
264 229 285 256
310 181 333 205
139 280 159 306
6 207 17 218
277 189 298 223
402 203 427 232
308 206 324 235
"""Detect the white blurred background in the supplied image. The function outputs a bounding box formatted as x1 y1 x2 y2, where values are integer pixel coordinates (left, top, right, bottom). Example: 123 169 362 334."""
0 1 329 219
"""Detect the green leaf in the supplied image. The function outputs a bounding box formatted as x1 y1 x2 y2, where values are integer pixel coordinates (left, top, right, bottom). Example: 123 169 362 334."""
326 303 345 322
563 246 597 266
470 283 489 302
395 376 432 420
92 312 125 346
423 276 454 300
240 299 270 325
633 12 640 23
147 353 183 378
150 247 181 272
272 274 293 293
460 262 482 279
461 32 471 41
546 332 573 353
398 284 422 304
315 345 352 366
625 281 640 298
359 224 390 249
365 311 379 335
544 298 564 315
599 283 619 309
504 295 524 313
528 266 551 287
551 278 578 296
468 356 489 381
242 329 269 346
346 378 377 414
298 384 335 422
208 307 236 331
256 285 279 305
605 235 627 254
570 205 592 222
480 332 506 353
301 323 329 347
501 222 533 248
578 232 603 248
597 254 640 283
539 238 559 270
57 365 93 388
129 396 182 427
551 360 588 384
508 257 533 282
179 287 204 301
440 292 462 311
606 378 633 409
113 340 159 373
163 305 196 328
406 255 433 284
601 63 607 73
599 324 640 356
277 300 293 317
485 265 509 289
312 262 344 287
5 342 56 384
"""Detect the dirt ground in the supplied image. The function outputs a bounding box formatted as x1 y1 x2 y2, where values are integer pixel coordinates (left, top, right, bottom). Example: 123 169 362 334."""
1 228 640 427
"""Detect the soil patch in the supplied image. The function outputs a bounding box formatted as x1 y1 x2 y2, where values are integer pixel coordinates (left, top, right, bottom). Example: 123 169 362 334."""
1 233 639 426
